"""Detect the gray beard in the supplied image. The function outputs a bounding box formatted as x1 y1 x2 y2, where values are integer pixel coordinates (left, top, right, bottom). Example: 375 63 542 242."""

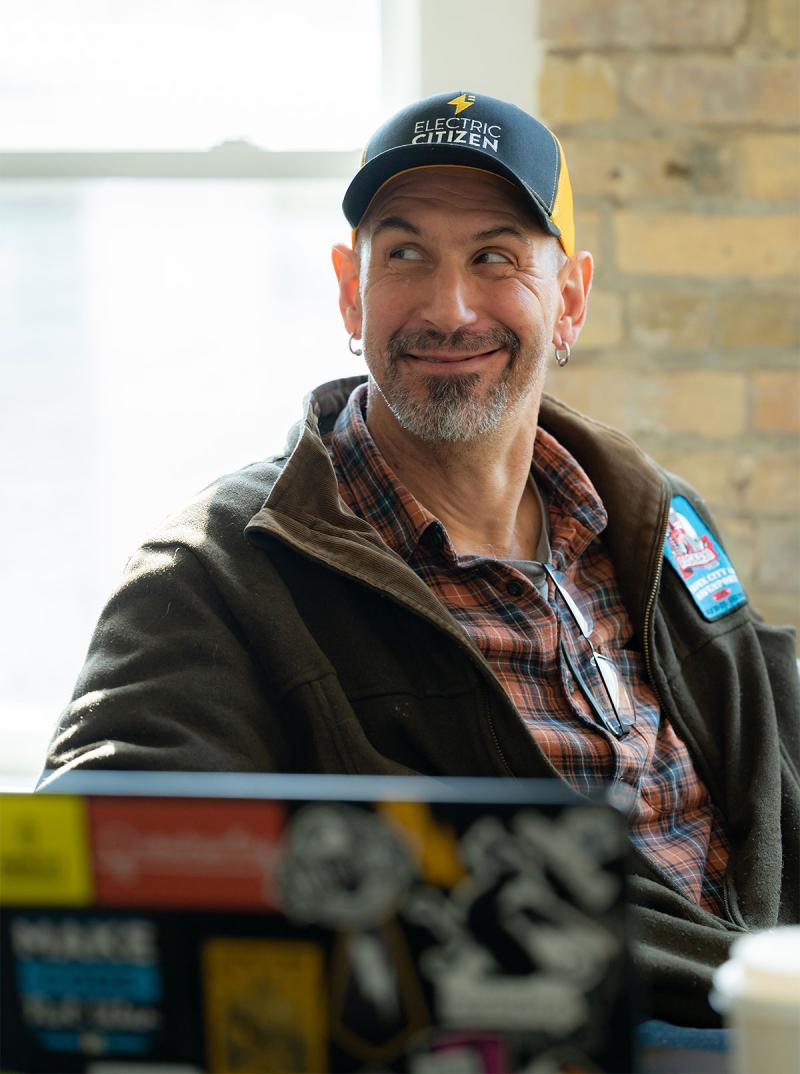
382 369 514 442
374 326 525 443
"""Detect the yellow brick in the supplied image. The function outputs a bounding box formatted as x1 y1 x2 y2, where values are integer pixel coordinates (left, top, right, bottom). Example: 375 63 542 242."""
549 368 747 437
539 55 618 125
575 209 602 257
540 0 747 48
718 292 800 348
745 452 800 512
755 519 800 593
629 291 713 349
548 369 634 431
563 137 734 201
712 515 756 585
749 591 800 633
653 447 743 508
578 290 623 349
766 0 800 51
753 371 800 432
739 134 800 201
626 59 800 125
659 371 748 437
614 212 800 278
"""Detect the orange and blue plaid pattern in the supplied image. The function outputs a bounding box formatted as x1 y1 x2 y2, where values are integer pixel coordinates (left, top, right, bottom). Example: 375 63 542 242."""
326 384 729 915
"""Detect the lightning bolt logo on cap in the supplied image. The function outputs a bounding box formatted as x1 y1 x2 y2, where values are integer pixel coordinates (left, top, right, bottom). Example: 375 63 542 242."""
448 93 476 115
342 91 576 257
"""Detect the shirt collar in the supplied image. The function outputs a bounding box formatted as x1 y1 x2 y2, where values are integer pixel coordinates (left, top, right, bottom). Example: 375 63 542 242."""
531 425 608 568
328 382 441 563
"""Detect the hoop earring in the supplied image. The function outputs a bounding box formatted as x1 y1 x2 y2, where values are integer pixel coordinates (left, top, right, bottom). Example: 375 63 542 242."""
554 342 570 367
348 333 363 357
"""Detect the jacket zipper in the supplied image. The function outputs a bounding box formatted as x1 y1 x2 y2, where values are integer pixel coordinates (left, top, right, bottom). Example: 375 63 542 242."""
482 691 515 776
642 496 670 688
640 489 742 925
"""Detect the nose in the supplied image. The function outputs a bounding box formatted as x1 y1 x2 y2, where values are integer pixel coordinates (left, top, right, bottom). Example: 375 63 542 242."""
418 262 479 335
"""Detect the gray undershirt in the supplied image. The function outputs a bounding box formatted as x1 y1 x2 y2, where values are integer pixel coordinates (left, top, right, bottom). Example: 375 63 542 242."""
503 476 552 598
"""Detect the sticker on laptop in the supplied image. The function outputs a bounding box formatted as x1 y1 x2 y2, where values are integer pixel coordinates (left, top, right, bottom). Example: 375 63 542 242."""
0 796 93 907
408 1031 508 1073
329 922 430 1063
203 938 326 1074
277 803 414 928
663 496 747 621
377 801 465 888
9 912 163 1058
402 811 623 1034
89 798 285 910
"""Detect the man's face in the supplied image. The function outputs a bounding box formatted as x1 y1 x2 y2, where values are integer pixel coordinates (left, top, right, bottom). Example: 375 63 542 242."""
347 167 568 443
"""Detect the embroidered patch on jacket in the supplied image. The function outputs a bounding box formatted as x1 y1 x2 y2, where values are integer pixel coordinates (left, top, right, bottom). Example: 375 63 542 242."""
663 495 747 621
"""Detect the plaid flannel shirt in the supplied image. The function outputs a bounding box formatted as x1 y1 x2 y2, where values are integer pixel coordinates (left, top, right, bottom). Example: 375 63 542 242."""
326 383 729 914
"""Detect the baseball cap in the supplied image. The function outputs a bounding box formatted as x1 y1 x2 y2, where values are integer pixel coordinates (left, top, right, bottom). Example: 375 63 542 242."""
342 91 575 257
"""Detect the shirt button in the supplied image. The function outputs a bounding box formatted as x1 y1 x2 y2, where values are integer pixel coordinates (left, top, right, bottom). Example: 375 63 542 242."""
506 580 524 597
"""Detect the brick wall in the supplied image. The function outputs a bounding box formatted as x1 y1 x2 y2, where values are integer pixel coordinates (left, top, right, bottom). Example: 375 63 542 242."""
537 0 800 633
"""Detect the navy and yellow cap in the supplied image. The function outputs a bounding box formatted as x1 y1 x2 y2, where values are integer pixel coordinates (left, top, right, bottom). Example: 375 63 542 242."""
342 90 575 257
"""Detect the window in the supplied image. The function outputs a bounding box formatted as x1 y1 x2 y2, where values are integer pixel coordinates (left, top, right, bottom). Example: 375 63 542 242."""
1 0 382 151
1 1 385 782
1 0 538 784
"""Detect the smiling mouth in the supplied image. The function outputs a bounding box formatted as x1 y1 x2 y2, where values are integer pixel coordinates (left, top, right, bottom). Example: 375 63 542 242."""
405 348 503 364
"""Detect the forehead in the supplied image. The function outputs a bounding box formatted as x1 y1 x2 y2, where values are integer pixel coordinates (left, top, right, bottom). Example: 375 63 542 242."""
362 165 542 235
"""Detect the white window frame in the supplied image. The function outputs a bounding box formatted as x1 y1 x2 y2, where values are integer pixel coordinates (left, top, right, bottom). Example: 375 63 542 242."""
0 0 538 181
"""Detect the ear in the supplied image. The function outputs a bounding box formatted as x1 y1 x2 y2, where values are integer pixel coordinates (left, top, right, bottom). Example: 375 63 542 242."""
331 243 363 339
553 251 593 350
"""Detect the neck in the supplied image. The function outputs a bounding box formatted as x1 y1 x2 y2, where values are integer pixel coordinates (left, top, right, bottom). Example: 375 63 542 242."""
365 382 544 560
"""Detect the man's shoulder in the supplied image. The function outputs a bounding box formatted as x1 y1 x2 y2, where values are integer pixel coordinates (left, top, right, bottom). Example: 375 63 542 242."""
539 393 713 517
120 377 365 578
136 454 290 564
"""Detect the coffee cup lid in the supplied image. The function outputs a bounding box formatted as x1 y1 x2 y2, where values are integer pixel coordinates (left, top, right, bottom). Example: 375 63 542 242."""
711 926 800 1011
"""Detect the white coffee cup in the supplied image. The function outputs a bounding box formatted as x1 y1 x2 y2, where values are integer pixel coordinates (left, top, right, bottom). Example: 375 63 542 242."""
711 926 800 1074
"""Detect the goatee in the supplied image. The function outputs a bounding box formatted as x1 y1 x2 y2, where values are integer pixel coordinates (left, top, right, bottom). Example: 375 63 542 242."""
377 326 524 443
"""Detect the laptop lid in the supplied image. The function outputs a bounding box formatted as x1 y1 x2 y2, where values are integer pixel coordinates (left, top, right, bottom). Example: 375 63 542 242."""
1 773 636 1073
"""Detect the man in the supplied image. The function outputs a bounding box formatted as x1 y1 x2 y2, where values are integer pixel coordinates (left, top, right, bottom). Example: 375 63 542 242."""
45 93 798 1026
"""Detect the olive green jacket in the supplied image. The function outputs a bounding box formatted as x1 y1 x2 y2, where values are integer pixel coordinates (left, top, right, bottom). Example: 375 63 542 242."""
45 377 800 1026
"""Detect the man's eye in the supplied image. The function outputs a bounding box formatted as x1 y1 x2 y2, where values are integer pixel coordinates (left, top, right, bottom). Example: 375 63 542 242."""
475 251 512 264
389 247 424 260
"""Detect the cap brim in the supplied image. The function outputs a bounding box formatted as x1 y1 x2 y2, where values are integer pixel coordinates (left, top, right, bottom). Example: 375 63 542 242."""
343 142 561 241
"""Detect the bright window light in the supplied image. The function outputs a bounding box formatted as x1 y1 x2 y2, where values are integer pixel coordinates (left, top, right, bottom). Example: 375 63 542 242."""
0 0 397 785
1 0 382 150
1 177 364 781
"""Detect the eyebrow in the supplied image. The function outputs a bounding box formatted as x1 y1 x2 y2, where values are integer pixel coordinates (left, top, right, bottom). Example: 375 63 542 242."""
371 215 421 238
471 225 529 242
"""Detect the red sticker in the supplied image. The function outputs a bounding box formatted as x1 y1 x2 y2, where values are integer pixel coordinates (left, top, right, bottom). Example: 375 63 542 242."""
89 798 285 909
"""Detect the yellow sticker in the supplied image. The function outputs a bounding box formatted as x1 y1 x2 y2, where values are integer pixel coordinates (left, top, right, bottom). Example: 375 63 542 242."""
378 801 465 887
203 939 326 1074
0 795 93 906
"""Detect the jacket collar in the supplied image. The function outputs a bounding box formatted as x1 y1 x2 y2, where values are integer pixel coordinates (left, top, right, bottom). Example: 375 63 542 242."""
245 376 670 643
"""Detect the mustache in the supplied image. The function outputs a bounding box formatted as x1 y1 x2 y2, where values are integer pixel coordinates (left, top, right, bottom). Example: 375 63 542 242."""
386 326 520 363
